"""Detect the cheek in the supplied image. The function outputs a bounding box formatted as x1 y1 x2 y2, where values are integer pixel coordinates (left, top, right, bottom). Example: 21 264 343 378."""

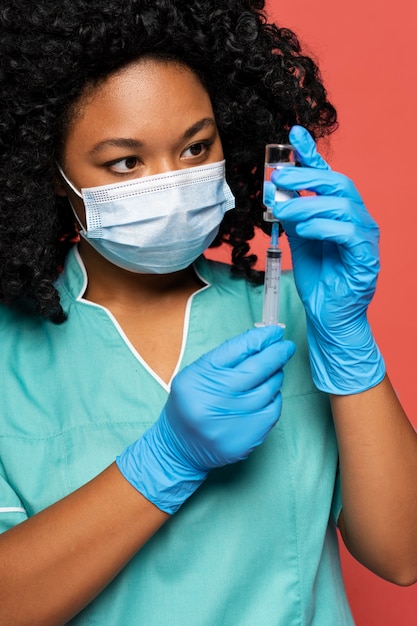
66 192 87 229
213 138 225 161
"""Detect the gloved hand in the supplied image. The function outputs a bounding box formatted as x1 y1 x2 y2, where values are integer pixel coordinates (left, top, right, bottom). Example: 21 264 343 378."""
116 325 295 514
269 125 385 394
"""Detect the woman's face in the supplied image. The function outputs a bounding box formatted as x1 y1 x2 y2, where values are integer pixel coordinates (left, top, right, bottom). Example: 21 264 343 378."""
57 58 224 226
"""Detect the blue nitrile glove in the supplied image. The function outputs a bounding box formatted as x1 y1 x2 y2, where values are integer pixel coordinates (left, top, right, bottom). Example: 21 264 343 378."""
269 125 385 395
116 325 295 514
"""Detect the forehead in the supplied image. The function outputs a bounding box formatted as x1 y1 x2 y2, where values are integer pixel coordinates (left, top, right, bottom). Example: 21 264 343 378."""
66 58 214 140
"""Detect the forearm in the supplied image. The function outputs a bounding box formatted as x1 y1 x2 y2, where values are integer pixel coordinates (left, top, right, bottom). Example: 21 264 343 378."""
0 462 169 626
331 376 417 585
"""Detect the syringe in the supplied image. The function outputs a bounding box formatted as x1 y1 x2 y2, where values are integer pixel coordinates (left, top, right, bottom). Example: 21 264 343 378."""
260 222 283 326
256 143 295 327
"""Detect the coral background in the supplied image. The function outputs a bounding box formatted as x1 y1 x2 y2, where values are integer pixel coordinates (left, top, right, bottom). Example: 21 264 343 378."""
207 0 417 622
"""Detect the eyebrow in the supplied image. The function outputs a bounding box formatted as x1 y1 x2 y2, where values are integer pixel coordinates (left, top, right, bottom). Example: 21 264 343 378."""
89 117 217 155
182 117 216 139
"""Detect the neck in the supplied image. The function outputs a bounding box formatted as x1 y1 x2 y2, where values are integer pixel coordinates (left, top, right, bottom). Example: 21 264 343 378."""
78 240 204 309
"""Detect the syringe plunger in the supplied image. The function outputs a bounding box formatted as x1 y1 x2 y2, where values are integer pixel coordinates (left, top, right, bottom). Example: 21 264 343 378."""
261 245 282 326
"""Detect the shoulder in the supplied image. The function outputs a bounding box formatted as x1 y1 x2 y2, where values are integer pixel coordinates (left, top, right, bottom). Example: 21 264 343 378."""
195 256 257 289
195 255 305 325
0 300 38 332
197 256 299 299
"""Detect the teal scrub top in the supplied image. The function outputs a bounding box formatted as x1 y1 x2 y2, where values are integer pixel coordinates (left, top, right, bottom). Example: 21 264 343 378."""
0 246 353 625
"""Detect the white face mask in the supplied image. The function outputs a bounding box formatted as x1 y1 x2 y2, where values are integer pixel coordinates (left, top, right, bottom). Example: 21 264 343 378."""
58 160 235 273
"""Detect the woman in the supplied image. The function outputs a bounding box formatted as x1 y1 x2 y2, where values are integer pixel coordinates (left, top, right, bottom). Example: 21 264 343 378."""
1 1 416 624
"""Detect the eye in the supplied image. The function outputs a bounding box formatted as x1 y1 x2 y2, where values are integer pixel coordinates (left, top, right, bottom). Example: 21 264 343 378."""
182 141 210 159
109 156 140 173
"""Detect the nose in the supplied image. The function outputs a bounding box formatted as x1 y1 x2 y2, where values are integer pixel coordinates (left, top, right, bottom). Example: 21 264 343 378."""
146 156 183 177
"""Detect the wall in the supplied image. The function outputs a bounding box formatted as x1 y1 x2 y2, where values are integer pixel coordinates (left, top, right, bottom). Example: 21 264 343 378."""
207 1 417 623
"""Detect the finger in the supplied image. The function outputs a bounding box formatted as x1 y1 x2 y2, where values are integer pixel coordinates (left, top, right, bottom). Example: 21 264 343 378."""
233 340 295 388
243 392 283 445
227 393 284 462
294 218 380 257
272 195 376 229
289 125 330 170
246 370 284 410
216 394 282 461
201 339 295 393
206 370 285 414
271 166 362 203
205 325 285 369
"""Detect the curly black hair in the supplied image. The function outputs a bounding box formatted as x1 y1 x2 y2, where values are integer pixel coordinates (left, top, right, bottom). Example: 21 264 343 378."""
0 0 337 323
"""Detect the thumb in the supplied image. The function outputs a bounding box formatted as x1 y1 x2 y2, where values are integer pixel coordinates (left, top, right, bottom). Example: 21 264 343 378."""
289 125 330 171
